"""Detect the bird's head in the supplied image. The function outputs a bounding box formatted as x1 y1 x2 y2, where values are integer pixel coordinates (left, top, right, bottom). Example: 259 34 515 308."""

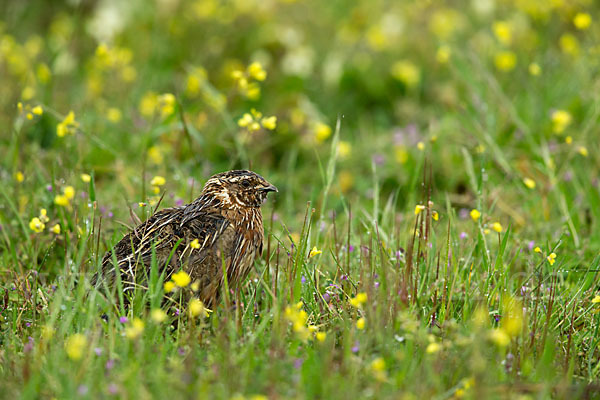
202 170 278 209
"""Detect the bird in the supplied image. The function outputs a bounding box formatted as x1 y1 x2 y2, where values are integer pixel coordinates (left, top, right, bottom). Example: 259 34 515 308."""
92 170 277 308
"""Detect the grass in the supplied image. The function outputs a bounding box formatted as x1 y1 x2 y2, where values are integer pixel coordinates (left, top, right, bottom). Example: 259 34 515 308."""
1 0 600 398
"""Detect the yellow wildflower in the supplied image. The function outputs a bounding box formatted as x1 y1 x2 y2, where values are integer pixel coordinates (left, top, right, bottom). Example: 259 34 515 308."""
501 296 523 337
551 110 572 134
494 51 516 72
148 146 164 164
172 270 191 287
491 222 503 233
261 116 277 130
390 60 420 88
414 205 426 215
426 342 441 354
29 217 45 233
573 13 591 30
190 239 200 249
150 176 166 186
309 246 322 258
489 329 510 347
247 62 267 81
436 45 451 64
492 21 512 45
349 292 368 308
39 209 49 223
417 141 425 151
188 298 207 318
65 333 87 360
54 194 69 207
547 252 557 265
523 178 536 189
106 107 122 123
534 246 542 253
32 105 43 115
125 318 144 339
15 171 24 183
81 173 91 183
316 332 326 342
566 136 573 145
56 111 79 137
164 281 176 293
356 317 366 330
592 295 600 304
337 141 351 159
63 186 75 200
578 146 589 157
158 93 176 118
314 122 332 142
559 34 579 56
470 209 481 222
369 357 387 381
394 146 408 164
528 63 541 76
51 224 61 234
151 308 167 323
432 211 439 221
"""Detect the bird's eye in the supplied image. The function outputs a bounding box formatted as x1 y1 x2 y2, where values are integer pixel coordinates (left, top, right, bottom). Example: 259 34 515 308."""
241 180 250 188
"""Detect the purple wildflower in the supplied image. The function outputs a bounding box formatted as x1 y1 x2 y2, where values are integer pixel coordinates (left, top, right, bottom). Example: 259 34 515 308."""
119 316 128 324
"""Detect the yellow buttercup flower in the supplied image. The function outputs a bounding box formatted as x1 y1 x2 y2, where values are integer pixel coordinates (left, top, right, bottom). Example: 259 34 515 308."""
190 239 200 249
578 146 589 157
15 171 24 183
150 176 166 186
356 317 366 330
164 281 176 293
551 110 572 134
51 224 61 234
523 178 536 189
81 173 91 183
65 333 87 360
573 13 591 30
29 217 45 233
309 246 322 258
54 194 69 207
188 298 207 318
491 222 503 233
470 209 481 222
32 105 43 115
349 292 368 308
63 186 75 200
151 308 167 323
314 122 332 142
247 62 267 81
492 21 512 45
390 60 420 88
426 342 441 354
337 141 351 159
494 51 516 72
56 111 79 137
172 270 191 287
125 318 144 339
528 63 541 76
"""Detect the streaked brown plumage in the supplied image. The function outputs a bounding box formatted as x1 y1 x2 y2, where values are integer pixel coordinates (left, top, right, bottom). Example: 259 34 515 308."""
92 170 277 307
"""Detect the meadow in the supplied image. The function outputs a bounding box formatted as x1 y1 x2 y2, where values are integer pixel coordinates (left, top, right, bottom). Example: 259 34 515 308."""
1 0 600 398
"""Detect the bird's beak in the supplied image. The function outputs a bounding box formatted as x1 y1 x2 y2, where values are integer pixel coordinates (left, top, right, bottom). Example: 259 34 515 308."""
262 183 278 193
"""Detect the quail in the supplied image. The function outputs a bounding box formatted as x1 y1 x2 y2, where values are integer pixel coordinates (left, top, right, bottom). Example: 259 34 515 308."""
92 170 277 307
